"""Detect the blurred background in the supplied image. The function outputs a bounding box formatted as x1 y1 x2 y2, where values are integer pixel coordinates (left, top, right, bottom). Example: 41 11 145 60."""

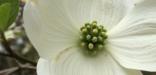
0 0 155 75
0 1 38 75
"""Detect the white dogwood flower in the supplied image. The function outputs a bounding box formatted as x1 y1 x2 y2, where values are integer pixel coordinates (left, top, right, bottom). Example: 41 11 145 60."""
23 0 156 75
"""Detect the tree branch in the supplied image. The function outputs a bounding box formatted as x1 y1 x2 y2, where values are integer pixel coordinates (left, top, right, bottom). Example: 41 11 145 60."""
0 67 18 74
0 52 10 57
0 64 36 75
0 32 37 66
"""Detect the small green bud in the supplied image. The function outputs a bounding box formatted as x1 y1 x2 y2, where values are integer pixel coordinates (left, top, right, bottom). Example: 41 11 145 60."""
86 25 91 29
103 35 108 39
82 28 87 33
88 43 94 50
92 37 98 43
93 28 98 34
98 25 104 30
86 34 91 40
98 36 103 42
85 23 90 27
101 31 106 36
92 21 97 24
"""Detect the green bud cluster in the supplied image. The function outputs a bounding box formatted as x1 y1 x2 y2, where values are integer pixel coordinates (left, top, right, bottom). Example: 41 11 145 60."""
80 21 107 55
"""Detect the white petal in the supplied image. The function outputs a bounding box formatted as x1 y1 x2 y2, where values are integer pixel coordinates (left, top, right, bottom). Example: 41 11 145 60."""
90 0 134 30
132 0 144 4
37 47 142 75
108 0 156 72
23 0 80 60
31 0 134 29
37 58 50 75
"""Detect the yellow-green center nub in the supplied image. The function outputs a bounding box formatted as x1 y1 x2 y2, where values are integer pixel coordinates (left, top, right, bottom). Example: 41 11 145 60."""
80 21 107 55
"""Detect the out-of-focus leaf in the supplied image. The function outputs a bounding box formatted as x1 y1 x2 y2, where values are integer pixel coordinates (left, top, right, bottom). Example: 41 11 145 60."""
0 3 11 31
0 0 19 31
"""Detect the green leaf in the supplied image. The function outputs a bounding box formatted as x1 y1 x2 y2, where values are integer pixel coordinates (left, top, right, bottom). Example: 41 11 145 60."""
0 3 11 31
0 0 19 31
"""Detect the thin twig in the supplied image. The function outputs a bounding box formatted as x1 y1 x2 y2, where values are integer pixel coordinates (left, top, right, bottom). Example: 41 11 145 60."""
0 64 36 75
0 67 18 74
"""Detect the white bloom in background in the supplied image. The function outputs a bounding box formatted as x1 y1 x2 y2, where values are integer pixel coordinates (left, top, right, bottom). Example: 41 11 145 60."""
23 0 156 75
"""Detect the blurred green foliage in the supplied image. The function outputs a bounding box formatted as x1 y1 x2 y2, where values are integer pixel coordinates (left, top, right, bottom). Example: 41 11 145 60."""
0 0 19 31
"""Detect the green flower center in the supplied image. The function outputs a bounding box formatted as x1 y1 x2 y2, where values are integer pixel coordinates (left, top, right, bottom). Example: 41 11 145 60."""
80 21 107 55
